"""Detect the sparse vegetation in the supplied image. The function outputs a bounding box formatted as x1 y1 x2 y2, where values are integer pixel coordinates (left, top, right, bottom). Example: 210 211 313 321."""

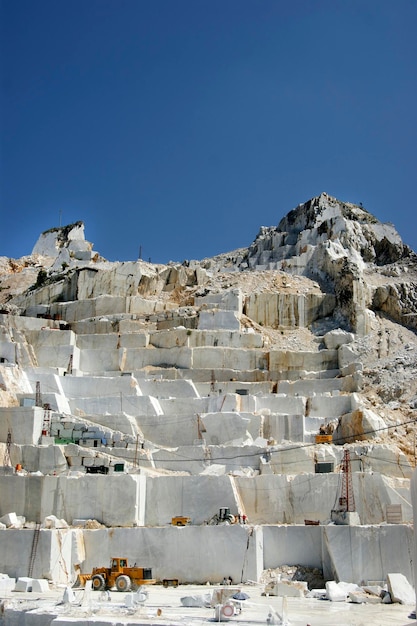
34 268 48 289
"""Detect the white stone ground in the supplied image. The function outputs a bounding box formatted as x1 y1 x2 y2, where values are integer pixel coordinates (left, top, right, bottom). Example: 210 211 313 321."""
1 583 416 626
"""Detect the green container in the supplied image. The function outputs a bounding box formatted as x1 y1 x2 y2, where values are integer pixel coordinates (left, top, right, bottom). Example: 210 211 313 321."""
114 463 125 472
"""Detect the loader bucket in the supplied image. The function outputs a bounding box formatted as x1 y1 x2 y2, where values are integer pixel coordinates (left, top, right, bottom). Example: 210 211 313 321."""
73 573 91 588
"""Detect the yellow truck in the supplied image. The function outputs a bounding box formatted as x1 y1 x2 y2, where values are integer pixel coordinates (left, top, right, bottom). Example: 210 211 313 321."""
77 557 155 592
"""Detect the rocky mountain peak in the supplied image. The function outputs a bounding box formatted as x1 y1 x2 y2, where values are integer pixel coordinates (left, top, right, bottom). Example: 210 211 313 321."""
243 192 407 276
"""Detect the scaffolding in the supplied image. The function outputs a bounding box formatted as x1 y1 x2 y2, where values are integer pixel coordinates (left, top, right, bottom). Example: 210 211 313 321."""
331 449 358 524
339 449 356 512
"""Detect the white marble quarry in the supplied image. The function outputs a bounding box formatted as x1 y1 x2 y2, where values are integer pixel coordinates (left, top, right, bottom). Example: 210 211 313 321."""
201 412 260 445
335 406 388 443
123 346 193 371
253 393 306 414
31 578 50 592
0 512 19 527
195 290 242 312
83 524 261 585
24 368 67 397
14 577 33 592
152 327 261 350
172 329 264 349
26 328 76 350
18 444 68 474
0 479 413 588
306 393 353 417
263 413 306 443
0 469 410 531
145 474 239 526
0 364 32 397
74 334 120 350
120 320 154 336
192 346 265 370
30 341 80 371
60 373 142 398
148 445 206 473
268 349 339 375
194 381 272 398
338 343 363 370
119 332 150 348
359 444 413 478
128 295 172 316
0 406 44 445
136 416 204 448
32 223 86 257
0 314 54 333
277 375 357 395
325 524 414 586
2 201 417 616
204 444 264 473
244 292 335 328
137 378 199 398
387 572 415 605
158 396 209 415
0 574 15 593
0 528 76 583
0 338 19 364
0 474 147 527
323 329 354 349
326 580 359 602
198 310 241 331
410 468 417 609
78 348 121 373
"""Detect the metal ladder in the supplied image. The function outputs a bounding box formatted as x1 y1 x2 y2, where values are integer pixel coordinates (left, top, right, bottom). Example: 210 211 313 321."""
28 523 41 577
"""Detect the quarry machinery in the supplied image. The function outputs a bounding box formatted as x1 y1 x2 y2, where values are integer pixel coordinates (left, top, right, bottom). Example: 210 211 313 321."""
207 507 236 525
330 450 360 525
171 516 191 526
315 423 334 444
77 557 155 592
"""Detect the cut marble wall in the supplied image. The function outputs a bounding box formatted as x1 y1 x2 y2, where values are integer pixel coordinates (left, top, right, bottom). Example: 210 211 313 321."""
323 524 414 584
0 407 44 445
0 524 413 587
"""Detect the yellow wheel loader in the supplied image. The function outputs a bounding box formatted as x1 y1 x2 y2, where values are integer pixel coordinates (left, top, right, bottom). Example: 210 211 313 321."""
76 557 155 591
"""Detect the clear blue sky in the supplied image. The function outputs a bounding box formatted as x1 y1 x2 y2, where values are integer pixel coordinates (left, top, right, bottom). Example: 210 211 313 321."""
1 0 416 263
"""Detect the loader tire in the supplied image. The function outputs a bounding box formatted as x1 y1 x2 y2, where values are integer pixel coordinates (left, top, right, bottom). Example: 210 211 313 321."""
92 574 106 591
116 575 131 592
